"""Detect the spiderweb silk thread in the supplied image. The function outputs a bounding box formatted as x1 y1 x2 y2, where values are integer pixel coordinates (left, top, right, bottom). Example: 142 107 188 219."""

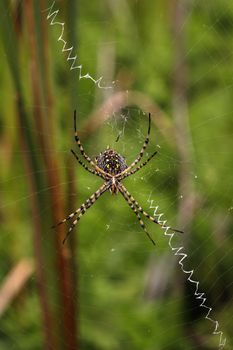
44 3 226 348
44 1 112 90
147 195 226 349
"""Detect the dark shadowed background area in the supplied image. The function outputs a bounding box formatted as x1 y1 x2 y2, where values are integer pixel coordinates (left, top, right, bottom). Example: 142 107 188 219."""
0 1 233 349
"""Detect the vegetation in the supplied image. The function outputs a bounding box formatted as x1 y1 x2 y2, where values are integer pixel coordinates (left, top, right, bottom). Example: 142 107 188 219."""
0 1 232 349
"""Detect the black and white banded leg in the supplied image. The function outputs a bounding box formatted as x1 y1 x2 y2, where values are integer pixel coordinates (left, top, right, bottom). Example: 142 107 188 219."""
62 182 110 244
71 149 105 179
73 111 110 177
52 183 109 232
116 113 152 177
118 185 155 245
120 150 158 180
120 183 183 234
74 110 94 165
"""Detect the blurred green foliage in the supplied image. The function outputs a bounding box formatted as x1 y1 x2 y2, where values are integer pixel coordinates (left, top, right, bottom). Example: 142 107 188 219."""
0 1 233 349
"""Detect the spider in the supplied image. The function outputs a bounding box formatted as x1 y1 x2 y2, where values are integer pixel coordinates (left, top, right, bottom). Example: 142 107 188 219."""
53 110 183 245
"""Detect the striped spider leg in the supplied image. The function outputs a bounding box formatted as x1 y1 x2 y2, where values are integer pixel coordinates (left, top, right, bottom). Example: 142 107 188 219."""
120 150 158 181
70 149 106 180
118 183 183 235
117 183 156 245
115 113 152 178
53 182 110 244
73 110 110 178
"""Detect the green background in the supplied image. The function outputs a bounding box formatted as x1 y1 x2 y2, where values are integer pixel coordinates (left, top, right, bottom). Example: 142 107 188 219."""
0 1 232 349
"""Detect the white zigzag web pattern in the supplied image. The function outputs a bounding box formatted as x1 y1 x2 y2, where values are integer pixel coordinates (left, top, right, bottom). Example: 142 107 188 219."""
44 1 112 90
147 196 226 349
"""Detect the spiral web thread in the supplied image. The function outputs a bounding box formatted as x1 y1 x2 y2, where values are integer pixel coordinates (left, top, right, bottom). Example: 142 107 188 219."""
147 196 226 349
44 1 112 90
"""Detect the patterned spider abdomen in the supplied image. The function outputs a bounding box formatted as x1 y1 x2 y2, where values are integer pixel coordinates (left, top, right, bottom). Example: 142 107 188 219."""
95 149 127 175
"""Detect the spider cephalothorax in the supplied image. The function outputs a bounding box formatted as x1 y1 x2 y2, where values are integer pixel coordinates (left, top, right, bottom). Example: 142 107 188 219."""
53 110 183 245
95 149 127 176
95 149 127 194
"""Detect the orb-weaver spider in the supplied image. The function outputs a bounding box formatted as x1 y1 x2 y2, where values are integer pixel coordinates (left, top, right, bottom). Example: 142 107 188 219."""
53 110 183 244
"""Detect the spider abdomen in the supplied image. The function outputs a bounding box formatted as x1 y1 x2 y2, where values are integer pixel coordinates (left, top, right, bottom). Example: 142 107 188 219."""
95 149 127 175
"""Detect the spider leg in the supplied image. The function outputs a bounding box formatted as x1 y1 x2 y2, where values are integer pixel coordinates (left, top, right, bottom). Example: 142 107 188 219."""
119 183 183 234
52 182 109 229
74 110 94 165
62 182 110 244
116 113 151 178
71 149 105 179
119 151 157 180
118 185 155 245
73 110 111 178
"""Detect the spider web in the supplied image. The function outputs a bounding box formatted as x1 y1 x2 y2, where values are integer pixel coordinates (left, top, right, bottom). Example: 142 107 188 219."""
1 1 233 350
